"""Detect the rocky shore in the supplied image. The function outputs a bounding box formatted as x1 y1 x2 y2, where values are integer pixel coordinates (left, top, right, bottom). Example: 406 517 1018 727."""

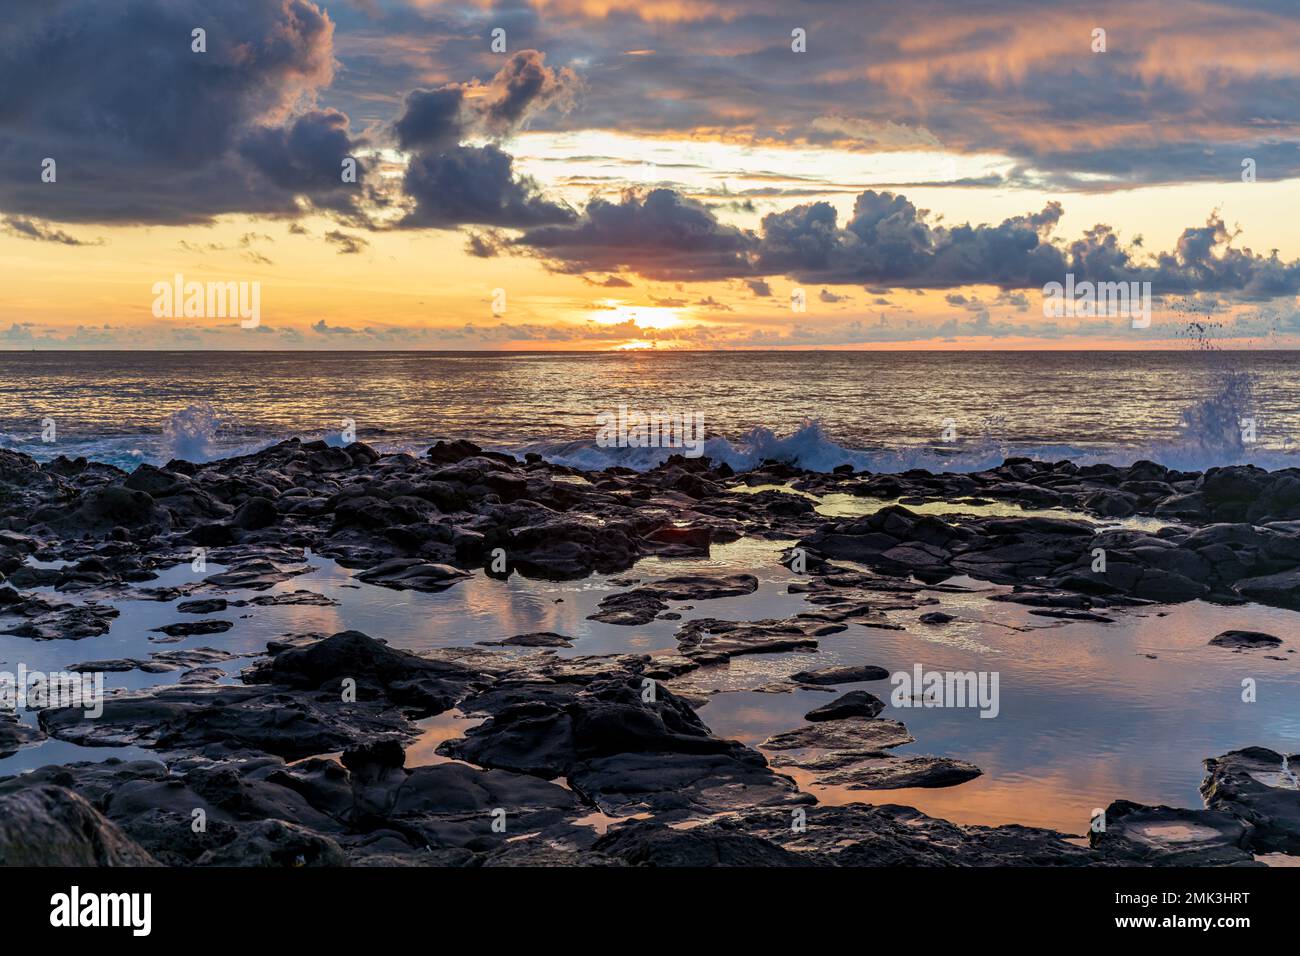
0 439 1297 866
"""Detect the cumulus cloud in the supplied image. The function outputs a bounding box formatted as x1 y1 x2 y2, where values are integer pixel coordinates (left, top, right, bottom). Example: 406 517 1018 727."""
389 51 580 230
238 110 370 218
400 145 573 228
514 185 1300 299
515 188 756 281
0 0 354 225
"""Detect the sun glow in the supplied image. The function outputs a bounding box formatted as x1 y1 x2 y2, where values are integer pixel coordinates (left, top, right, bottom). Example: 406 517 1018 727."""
590 303 686 330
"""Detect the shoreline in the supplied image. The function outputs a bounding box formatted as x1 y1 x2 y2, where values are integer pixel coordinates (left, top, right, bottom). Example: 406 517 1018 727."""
0 438 1297 866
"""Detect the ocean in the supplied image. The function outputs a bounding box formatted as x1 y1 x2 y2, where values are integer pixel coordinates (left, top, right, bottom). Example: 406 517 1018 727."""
1 349 1295 474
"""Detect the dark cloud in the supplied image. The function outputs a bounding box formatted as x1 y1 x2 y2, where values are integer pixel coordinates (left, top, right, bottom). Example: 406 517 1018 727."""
514 184 1300 298
389 51 579 230
0 0 361 225
393 87 466 151
400 144 574 229
319 2 1300 189
238 110 370 216
478 50 580 137
515 188 756 281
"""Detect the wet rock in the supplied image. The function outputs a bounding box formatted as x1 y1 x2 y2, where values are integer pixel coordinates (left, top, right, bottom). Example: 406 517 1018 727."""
0 785 158 865
761 717 914 753
569 750 811 819
1209 630 1283 650
151 619 234 638
355 557 471 592
788 664 890 685
192 819 348 867
1200 747 1300 853
40 683 422 761
177 598 229 614
815 754 983 790
593 819 809 866
0 596 119 640
232 496 279 530
234 590 338 608
441 671 729 777
804 690 885 721
0 712 45 757
477 632 574 648
918 611 955 624
1233 569 1300 608
589 573 758 626
48 486 172 535
674 616 825 663
1090 800 1258 866
204 560 310 591
718 804 1098 866
248 629 489 715
1028 608 1115 623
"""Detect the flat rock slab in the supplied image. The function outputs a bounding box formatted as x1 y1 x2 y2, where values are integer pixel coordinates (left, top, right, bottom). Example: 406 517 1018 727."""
203 560 311 591
1091 800 1259 866
761 717 914 753
568 750 812 819
589 573 759 626
674 617 825 663
39 683 420 761
0 598 119 641
788 664 890 685
477 631 574 648
1201 746 1300 854
151 619 233 638
815 754 983 790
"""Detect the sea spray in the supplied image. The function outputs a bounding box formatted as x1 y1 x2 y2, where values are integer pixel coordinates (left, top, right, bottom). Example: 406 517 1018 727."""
162 403 223 462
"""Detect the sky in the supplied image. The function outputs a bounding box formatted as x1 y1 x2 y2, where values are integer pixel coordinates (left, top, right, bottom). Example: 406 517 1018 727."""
4 0 1300 350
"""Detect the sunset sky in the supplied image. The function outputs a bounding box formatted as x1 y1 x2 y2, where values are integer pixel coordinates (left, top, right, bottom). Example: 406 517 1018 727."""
5 0 1300 349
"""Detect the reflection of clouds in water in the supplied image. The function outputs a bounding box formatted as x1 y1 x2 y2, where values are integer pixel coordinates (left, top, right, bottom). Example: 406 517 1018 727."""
6 527 1296 835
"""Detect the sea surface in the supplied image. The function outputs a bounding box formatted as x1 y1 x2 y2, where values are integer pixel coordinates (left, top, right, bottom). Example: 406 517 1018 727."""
1 349 1298 842
1 349 1298 473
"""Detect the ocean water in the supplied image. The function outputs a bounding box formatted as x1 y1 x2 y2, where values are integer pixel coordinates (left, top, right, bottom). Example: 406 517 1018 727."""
1 349 1298 473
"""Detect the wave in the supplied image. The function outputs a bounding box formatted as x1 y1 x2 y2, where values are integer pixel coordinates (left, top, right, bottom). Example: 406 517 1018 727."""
3 366 1295 476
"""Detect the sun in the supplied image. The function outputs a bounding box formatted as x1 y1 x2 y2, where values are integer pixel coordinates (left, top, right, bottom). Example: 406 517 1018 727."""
589 302 685 330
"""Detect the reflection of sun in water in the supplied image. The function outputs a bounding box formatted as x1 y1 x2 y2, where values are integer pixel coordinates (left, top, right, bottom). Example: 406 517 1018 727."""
589 302 684 331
